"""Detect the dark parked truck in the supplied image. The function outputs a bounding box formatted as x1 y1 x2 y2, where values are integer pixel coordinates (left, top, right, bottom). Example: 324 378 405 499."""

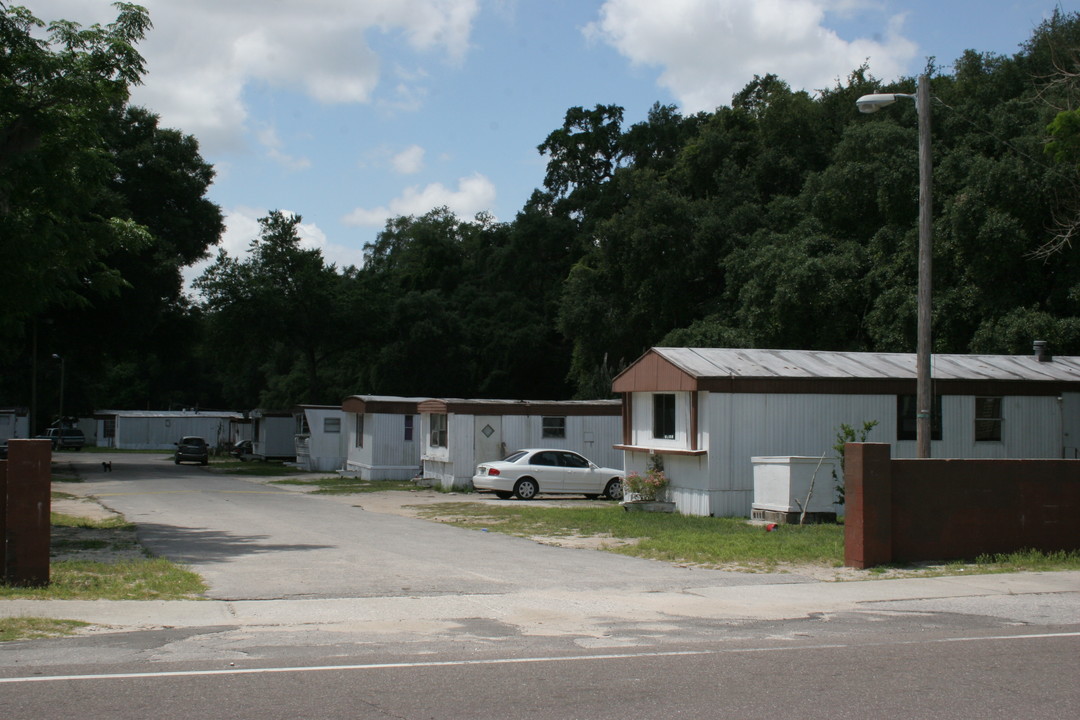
36 427 85 450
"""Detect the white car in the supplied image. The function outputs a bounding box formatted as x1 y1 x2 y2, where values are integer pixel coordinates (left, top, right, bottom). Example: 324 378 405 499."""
472 449 624 500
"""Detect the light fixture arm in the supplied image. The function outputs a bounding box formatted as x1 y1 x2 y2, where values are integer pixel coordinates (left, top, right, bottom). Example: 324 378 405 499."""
855 76 933 459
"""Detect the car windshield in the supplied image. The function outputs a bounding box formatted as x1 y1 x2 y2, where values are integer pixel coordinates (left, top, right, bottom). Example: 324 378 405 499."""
181 437 206 446
503 451 527 462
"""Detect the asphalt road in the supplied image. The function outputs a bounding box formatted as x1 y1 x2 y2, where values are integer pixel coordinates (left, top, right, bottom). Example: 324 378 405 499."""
0 451 1076 718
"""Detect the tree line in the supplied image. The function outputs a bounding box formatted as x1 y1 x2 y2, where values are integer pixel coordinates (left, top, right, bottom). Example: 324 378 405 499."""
3 4 1079 429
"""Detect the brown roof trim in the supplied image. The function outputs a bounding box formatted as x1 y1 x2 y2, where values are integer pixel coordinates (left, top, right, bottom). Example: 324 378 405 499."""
342 397 422 415
612 350 698 393
418 399 621 416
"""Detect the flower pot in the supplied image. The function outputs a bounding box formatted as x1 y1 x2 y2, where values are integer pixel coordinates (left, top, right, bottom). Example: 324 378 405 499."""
621 500 676 513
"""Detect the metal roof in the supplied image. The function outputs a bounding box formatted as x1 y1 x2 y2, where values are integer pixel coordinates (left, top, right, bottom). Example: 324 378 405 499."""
94 409 243 419
651 347 1080 383
342 395 432 404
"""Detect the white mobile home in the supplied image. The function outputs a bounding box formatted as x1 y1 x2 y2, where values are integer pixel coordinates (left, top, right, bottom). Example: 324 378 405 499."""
418 398 623 490
251 409 296 460
612 346 1080 517
94 410 241 450
341 396 426 480
0 408 29 443
293 405 347 472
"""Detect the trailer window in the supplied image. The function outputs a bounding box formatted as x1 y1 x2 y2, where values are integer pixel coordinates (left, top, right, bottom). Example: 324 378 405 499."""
653 394 676 440
542 416 566 439
430 413 448 448
975 397 1002 442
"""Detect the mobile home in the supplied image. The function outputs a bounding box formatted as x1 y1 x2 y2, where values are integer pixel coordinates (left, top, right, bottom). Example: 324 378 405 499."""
293 405 347 472
418 398 623 490
341 396 426 480
612 346 1080 517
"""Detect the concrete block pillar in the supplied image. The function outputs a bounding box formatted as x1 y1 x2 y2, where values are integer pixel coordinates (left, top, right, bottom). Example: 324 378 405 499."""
1 439 53 586
843 442 893 569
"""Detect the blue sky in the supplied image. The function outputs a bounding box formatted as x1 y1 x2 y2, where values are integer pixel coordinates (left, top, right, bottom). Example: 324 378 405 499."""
30 1 1075 284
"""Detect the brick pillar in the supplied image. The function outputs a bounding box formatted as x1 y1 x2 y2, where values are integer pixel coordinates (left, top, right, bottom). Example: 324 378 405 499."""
843 442 893 569
1 439 52 586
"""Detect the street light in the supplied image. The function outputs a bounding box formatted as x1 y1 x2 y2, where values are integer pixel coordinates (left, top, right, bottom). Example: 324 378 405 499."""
51 353 65 424
857 75 933 459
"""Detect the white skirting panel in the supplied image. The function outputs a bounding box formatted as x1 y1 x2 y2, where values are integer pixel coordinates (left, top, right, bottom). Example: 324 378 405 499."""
671 487 711 517
346 461 421 481
672 487 754 517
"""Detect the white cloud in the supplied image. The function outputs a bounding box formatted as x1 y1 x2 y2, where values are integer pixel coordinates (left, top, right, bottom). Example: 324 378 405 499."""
392 145 426 174
32 1 481 155
585 0 917 113
342 173 497 227
256 125 312 171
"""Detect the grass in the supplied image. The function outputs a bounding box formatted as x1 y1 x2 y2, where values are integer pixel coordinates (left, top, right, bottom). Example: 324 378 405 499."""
0 618 88 642
270 477 420 495
410 501 1080 575
0 510 206 604
412 502 845 570
0 558 206 601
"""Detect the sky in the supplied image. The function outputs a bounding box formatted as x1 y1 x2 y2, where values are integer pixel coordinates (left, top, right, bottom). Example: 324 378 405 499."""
27 0 1077 287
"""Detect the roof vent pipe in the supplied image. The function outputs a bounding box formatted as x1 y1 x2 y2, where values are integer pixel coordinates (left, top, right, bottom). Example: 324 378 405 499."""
1034 340 1052 362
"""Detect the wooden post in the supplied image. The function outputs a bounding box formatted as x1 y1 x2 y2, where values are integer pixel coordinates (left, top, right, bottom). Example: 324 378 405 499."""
916 73 933 459
843 443 893 569
1 439 52 586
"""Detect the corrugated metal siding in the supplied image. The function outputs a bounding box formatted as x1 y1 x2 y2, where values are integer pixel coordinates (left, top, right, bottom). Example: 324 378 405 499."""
255 416 295 458
1064 393 1080 459
346 412 421 480
371 413 420 467
303 408 346 472
422 411 624 488
115 415 233 450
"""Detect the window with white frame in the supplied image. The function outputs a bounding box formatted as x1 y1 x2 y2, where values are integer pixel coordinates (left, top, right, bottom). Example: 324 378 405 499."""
542 416 566 439
355 413 364 448
323 417 341 434
974 397 1002 442
430 413 448 448
653 394 676 440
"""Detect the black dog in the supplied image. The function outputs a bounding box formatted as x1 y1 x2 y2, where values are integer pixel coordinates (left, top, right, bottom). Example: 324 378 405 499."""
101 461 112 472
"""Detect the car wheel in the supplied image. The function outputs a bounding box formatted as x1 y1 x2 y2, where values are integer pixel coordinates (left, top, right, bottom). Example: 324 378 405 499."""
494 491 513 499
513 478 538 500
200 458 208 466
174 458 180 465
603 479 624 501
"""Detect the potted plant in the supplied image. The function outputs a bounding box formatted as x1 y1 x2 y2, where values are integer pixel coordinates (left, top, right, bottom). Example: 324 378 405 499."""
621 456 675 512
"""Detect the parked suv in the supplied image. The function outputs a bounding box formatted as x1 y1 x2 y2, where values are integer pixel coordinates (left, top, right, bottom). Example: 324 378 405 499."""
175 436 209 465
36 427 85 451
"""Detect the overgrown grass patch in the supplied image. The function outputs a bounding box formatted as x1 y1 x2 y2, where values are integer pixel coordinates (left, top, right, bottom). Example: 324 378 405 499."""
0 559 206 600
967 548 1080 573
412 503 845 568
0 509 207 605
0 618 89 642
271 477 419 495
213 459 304 476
